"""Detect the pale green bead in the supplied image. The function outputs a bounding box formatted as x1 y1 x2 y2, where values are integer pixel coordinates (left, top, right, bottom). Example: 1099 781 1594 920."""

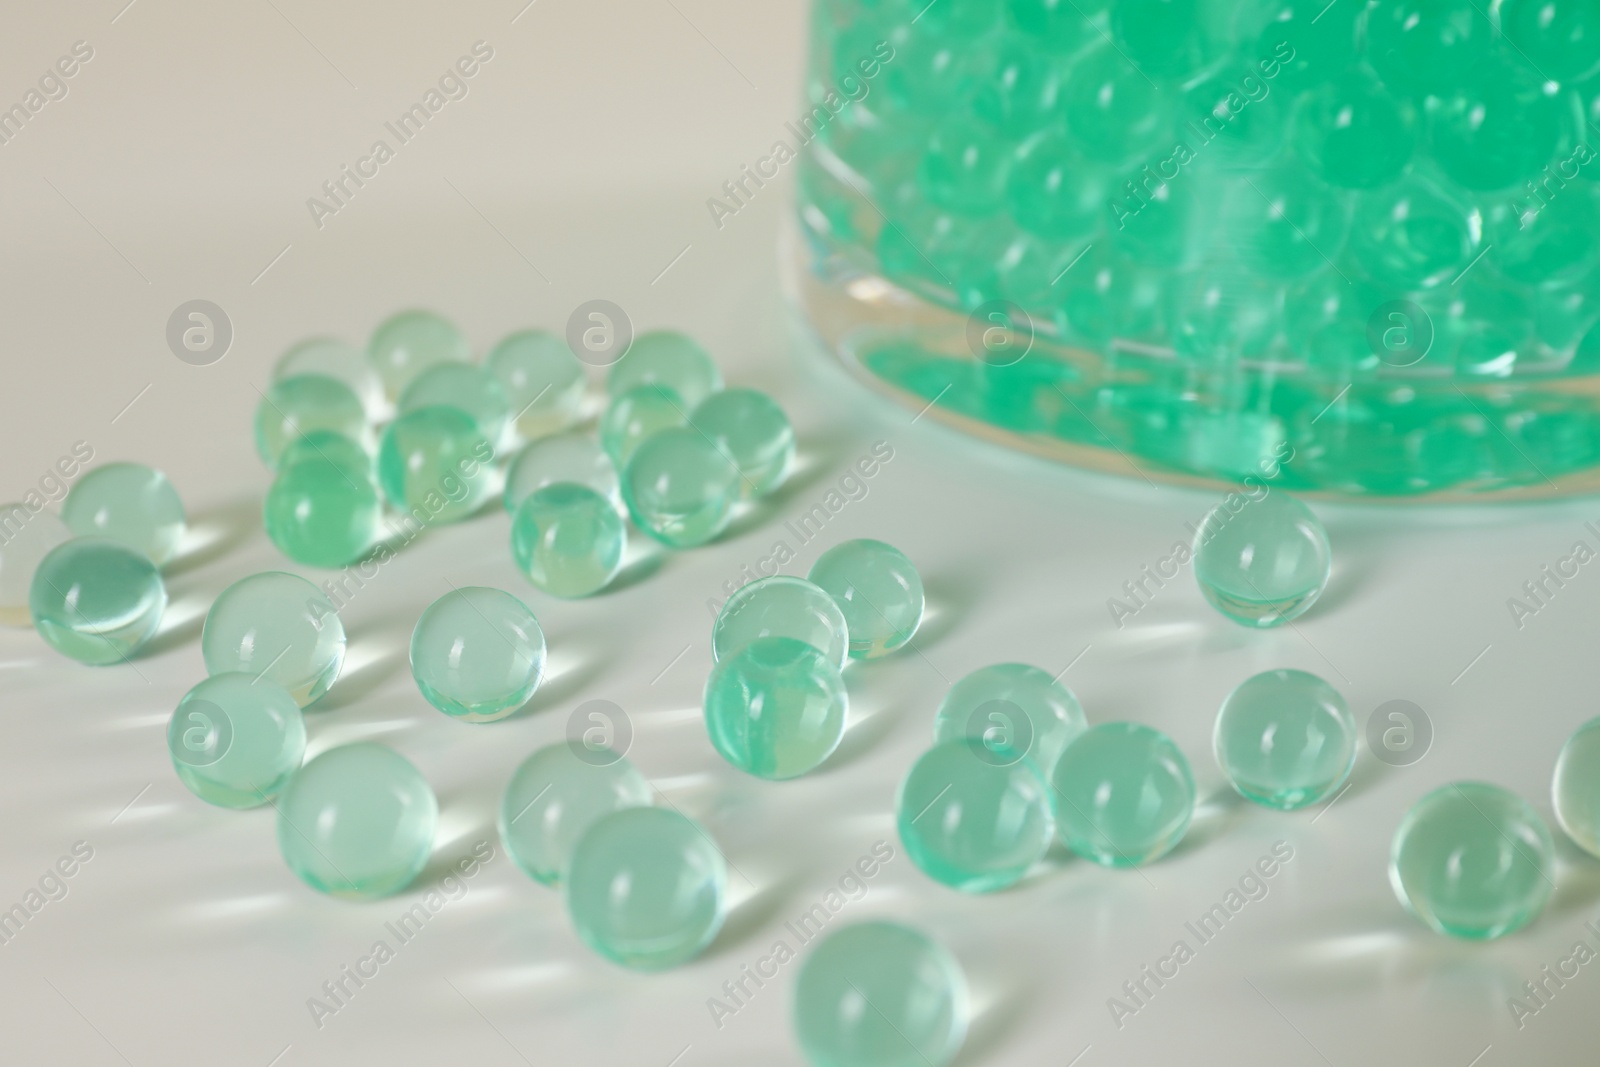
932 663 1086 776
201 572 345 706
0 504 71 626
168 673 306 808
601 384 688 468
30 537 166 665
712 575 849 672
487 329 586 437
410 586 545 721
377 406 497 522
1554 717 1600 858
500 742 652 885
1050 723 1194 867
264 456 382 569
607 330 722 408
254 374 368 470
62 462 186 567
503 434 621 514
367 309 470 398
690 388 794 498
510 483 626 598
1213 669 1355 810
278 430 375 484
274 336 382 414
399 363 511 446
703 636 847 779
622 428 739 548
1193 491 1331 628
808 539 924 659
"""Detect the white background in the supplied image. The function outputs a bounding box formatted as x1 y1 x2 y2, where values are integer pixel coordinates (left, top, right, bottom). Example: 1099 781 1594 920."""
1 1 1597 1064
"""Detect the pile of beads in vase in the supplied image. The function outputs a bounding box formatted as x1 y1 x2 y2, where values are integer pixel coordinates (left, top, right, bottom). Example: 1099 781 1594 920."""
797 0 1600 495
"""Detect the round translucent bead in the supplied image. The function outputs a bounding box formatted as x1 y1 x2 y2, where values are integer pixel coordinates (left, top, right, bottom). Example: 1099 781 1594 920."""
277 743 438 899
264 457 382 568
1390 782 1555 939
1224 164 1351 280
0 504 71 626
1350 180 1478 291
167 673 306 808
606 330 722 408
1553 717 1600 857
487 329 586 437
504 433 620 514
62 462 185 567
1193 491 1331 628
794 921 968 1067
1293 74 1416 190
1050 723 1194 867
1368 0 1495 95
897 739 1053 892
1006 132 1112 240
601 384 688 468
1213 669 1355 810
565 806 726 970
410 586 545 722
201 572 345 706
1258 0 1360 81
30 538 166 665
690 388 794 499
274 336 382 414
510 484 626 598
1487 186 1600 288
703 636 847 779
917 117 1011 216
1179 71 1286 169
1429 60 1562 192
808 539 924 660
377 406 496 523
254 374 368 470
621 428 739 548
932 663 1086 776
278 429 375 482
1112 0 1222 81
1061 48 1171 166
499 742 652 885
398 363 511 448
1502 0 1600 81
1006 0 1100 55
366 309 470 397
712 575 848 672
973 40 1069 138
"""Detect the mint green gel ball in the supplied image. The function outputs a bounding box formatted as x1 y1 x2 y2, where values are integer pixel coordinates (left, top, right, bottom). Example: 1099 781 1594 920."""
897 739 1053 892
808 539 924 660
1050 723 1195 867
606 330 722 408
1061 47 1172 165
1429 59 1562 192
488 329 586 438
30 538 166 665
168 673 306 808
201 572 345 706
254 374 368 470
399 363 511 447
274 336 382 414
1390 782 1555 939
1368 0 1494 95
0 504 71 626
510 484 626 598
932 663 1086 777
794 921 968 1067
276 743 438 899
565 806 726 970
278 429 374 483
410 586 545 722
377 406 496 523
499 742 652 885
63 462 186 567
1554 718 1600 858
264 456 382 569
1193 490 1331 628
712 575 849 672
601 384 688 468
703 636 847 780
1213 669 1355 810
690 388 795 498
621 428 739 548
504 434 621 514
1350 179 1478 291
1293 74 1416 190
1502 0 1600 81
367 309 470 398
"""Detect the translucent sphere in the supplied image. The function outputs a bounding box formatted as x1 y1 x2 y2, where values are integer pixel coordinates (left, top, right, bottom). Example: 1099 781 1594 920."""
277 429 374 482
30 538 166 665
712 576 849 672
0 504 71 626
1488 185 1600 288
366 309 470 397
703 636 848 780
503 433 621 514
1553 717 1600 857
808 539 924 659
1501 0 1600 81
690 388 795 498
897 739 1053 893
510 484 627 598
263 456 382 568
918 117 1011 215
621 428 740 548
1006 132 1113 239
1006 0 1100 53
62 462 186 567
565 806 726 970
1368 0 1495 95
794 921 968 1067
1224 164 1351 280
606 330 722 408
600 384 688 468
932 663 1086 777
168 673 306 808
377 406 497 523
1213 669 1356 810
487 329 587 438
1193 490 1331 628
398 363 511 447
276 743 438 899
1112 0 1224 81
1350 179 1478 291
274 336 382 414
499 742 652 885
1061 47 1172 165
410 587 545 722
253 374 368 470
1429 59 1562 192
1390 782 1555 939
201 572 346 706
1050 723 1195 867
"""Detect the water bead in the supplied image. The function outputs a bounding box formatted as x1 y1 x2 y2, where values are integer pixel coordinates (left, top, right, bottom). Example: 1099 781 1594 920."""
918 118 1012 216
1293 74 1416 190
932 662 1086 776
1256 0 1359 83
1179 70 1287 169
897 738 1053 892
1005 0 1100 55
1213 669 1355 810
1349 179 1478 291
703 636 847 779
167 673 306 808
201 571 345 706
276 743 438 899
487 329 586 437
30 538 166 665
973 41 1068 137
263 457 382 568
1502 0 1600 82
600 384 689 468
1062 47 1173 166
377 406 497 523
1169 271 1283 362
689 388 795 498
808 539 924 660
1006 133 1113 240
1112 0 1221 82
1487 185 1600 288
1554 718 1600 857
621 428 740 548
1194 490 1331 627
606 330 722 408
274 337 382 414
0 505 71 625
62 462 186 567
1225 164 1351 279
504 433 621 513
398 363 511 447
510 484 627 598
1390 782 1555 939
254 374 368 470
367 309 471 397
1050 723 1195 867
278 430 374 483
565 806 726 970
793 921 968 1067
712 575 849 672
1368 0 1494 95
499 742 652 885
1054 244 1168 345
410 586 545 722
1429 59 1562 192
